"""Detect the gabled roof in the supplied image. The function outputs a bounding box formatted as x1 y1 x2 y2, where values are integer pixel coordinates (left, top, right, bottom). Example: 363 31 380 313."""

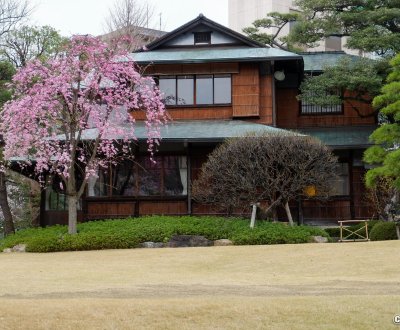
143 14 265 51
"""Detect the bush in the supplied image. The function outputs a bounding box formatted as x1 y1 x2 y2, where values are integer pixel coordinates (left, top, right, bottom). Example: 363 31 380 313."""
369 221 398 241
0 216 329 253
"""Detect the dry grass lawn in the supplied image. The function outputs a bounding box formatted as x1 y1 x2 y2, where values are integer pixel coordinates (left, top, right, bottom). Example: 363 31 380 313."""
0 241 399 329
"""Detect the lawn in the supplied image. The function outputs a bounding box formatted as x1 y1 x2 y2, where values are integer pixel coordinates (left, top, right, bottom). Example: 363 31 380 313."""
0 241 399 329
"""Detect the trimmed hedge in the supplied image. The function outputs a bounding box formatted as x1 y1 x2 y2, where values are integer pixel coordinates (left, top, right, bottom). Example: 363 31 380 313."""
0 216 329 253
370 221 398 241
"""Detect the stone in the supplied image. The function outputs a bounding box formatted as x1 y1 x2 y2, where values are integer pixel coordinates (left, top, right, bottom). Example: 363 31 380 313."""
214 239 233 246
2 248 12 253
310 236 328 243
139 242 164 248
167 235 213 248
12 244 27 252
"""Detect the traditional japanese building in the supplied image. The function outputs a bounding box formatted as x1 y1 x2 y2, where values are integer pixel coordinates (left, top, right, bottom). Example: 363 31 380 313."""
41 15 376 226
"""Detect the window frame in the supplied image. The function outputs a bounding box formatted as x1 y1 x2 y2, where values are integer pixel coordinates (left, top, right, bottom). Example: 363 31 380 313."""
157 74 232 107
194 32 211 45
86 155 188 198
299 72 344 116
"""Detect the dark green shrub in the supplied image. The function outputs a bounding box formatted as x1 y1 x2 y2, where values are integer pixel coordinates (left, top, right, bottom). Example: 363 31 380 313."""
369 221 398 241
0 216 329 253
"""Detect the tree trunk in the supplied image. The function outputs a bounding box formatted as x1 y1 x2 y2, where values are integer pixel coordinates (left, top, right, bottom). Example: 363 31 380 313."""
67 166 78 235
284 201 294 227
68 194 78 235
0 171 14 236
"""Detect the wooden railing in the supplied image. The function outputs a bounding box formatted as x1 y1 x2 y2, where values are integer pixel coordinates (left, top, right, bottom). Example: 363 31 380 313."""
338 220 370 242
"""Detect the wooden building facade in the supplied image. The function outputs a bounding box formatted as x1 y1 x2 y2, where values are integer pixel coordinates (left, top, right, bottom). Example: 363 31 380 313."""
40 15 376 226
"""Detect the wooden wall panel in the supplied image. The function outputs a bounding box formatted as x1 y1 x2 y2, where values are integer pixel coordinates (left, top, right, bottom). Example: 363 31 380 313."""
139 201 187 215
144 63 239 75
301 199 352 222
132 107 232 121
232 63 260 117
276 88 376 128
42 211 83 226
257 74 273 125
86 201 136 219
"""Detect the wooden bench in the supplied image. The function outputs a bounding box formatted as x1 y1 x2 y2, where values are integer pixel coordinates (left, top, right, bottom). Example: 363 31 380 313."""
338 220 370 242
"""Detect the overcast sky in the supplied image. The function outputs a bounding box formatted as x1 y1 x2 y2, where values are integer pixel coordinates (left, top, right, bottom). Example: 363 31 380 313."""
30 0 228 36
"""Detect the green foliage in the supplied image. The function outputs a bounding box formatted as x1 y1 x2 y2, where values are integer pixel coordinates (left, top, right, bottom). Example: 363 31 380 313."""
291 0 400 56
369 221 398 241
242 11 302 50
0 61 15 107
364 54 400 189
298 57 387 112
0 25 67 68
244 1 398 116
0 216 329 252
231 223 327 245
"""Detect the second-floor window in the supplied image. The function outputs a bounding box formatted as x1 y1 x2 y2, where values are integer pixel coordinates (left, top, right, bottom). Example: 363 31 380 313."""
301 89 343 115
158 74 231 106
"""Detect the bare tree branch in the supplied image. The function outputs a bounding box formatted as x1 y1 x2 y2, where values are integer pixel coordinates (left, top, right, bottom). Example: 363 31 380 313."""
102 0 160 51
192 133 338 224
0 0 31 38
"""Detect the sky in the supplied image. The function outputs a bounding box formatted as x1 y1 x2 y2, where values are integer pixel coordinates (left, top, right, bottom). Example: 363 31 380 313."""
30 0 228 36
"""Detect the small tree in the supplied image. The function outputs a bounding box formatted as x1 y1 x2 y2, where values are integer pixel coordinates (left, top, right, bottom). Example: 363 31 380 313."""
0 25 67 68
1 35 166 234
192 133 337 226
364 53 400 239
103 0 156 51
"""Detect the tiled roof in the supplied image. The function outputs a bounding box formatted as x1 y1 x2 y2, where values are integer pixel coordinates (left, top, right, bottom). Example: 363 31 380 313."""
77 120 298 142
298 126 376 148
131 47 302 64
300 51 362 72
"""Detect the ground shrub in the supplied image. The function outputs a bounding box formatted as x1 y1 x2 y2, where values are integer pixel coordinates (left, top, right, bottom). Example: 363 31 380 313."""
369 221 398 241
0 216 329 252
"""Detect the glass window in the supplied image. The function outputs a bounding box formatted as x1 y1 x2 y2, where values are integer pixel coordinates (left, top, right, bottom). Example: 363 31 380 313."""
159 76 176 105
177 76 194 105
214 75 231 104
46 187 67 211
112 160 138 196
164 156 187 196
138 156 163 196
196 75 213 104
87 169 110 197
45 177 81 211
330 163 350 196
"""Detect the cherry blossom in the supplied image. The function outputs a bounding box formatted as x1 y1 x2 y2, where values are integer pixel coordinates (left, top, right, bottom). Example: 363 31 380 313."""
1 35 167 234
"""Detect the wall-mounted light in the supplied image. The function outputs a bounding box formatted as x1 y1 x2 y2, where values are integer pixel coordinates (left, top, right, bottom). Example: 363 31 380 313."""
274 70 285 81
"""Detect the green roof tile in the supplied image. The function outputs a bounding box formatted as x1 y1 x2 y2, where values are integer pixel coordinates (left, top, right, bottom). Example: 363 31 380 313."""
78 120 297 142
300 51 361 72
298 126 376 148
131 47 302 64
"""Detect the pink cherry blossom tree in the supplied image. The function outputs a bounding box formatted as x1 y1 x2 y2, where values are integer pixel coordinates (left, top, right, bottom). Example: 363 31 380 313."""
1 35 166 234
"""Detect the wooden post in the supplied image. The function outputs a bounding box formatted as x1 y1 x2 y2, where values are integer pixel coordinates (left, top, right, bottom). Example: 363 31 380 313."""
250 204 257 229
